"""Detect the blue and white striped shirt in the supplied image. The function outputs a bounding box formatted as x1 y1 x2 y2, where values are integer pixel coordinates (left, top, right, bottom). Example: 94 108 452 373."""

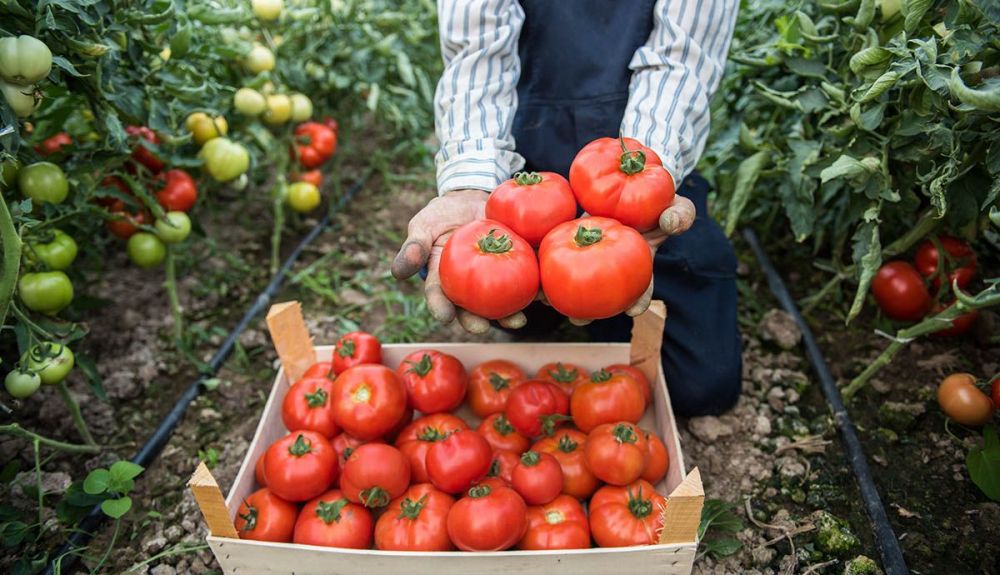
434 0 739 194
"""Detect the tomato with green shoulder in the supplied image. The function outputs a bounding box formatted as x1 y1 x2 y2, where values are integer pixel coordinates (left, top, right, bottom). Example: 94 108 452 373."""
19 271 73 314
25 229 78 270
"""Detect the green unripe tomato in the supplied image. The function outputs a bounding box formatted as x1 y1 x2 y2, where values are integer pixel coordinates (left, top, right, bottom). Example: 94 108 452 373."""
290 93 313 122
199 137 250 182
244 44 275 74
25 229 78 270
22 343 74 385
155 211 192 244
127 232 167 268
0 80 38 118
286 182 321 213
18 161 69 205
18 271 73 314
252 0 283 21
234 87 267 116
5 370 41 398
0 35 53 85
0 158 21 189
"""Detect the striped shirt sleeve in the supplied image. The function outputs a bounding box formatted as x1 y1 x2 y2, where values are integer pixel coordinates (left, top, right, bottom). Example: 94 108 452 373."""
434 0 525 195
622 0 739 183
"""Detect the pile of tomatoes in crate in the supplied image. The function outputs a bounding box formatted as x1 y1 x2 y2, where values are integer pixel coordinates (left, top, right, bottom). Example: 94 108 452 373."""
237 331 671 552
439 136 675 322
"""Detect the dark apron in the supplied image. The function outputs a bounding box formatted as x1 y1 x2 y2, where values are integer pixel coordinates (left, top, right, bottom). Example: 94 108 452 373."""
512 0 742 416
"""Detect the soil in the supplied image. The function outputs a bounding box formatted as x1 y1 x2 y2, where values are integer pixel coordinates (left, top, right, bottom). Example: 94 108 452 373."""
1 167 997 575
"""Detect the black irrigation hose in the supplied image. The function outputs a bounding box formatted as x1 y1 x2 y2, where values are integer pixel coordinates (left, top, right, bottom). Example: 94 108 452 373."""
743 228 909 575
44 172 370 575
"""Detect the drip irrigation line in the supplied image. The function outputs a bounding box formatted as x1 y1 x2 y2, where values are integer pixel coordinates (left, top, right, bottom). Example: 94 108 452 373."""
43 172 370 575
742 228 909 575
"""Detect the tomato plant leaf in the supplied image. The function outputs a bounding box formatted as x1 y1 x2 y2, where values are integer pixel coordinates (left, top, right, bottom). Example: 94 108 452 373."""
847 216 881 324
100 496 132 519
82 469 110 495
902 0 933 34
50 56 84 78
75 354 107 402
109 461 143 484
724 151 768 236
967 425 1000 502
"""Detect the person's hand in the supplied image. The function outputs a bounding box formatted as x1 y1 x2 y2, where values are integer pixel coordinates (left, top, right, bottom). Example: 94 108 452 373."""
391 189 528 334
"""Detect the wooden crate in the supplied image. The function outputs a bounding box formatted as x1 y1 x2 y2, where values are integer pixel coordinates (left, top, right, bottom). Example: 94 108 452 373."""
190 301 704 575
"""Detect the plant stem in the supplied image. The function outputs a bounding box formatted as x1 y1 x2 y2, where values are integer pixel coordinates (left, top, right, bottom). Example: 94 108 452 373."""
164 247 184 342
34 438 43 530
55 382 98 446
0 423 101 453
270 137 289 276
92 519 121 573
10 303 59 341
0 196 23 329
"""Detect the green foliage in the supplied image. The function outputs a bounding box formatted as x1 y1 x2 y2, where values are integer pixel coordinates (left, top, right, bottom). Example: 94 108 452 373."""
967 424 1000 501
697 498 744 560
83 460 144 519
701 0 1000 321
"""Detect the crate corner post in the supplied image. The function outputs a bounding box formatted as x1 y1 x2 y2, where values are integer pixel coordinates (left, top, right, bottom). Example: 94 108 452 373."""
629 299 667 384
265 300 316 383
188 461 240 540
658 467 705 546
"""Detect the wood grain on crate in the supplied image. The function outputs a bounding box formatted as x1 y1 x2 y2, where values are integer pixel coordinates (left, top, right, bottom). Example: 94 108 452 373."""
264 301 315 383
188 462 239 539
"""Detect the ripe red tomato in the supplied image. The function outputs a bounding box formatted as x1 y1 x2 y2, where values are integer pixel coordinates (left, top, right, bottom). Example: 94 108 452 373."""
871 261 931 322
96 176 129 208
295 169 323 187
535 362 586 396
126 125 164 173
281 376 340 438
426 429 493 494
468 359 525 418
929 301 979 338
331 432 381 470
937 373 994 426
395 413 469 483
477 476 510 492
330 364 407 440
333 331 382 374
568 137 675 232
511 451 563 505
584 422 649 486
301 361 334 379
397 350 468 414
375 483 456 551
37 132 72 156
504 381 569 438
605 364 652 406
292 489 373 548
517 495 590 550
539 216 653 320
589 479 665 547
294 121 337 169
340 443 411 508
484 171 578 247
478 413 531 454
487 450 520 485
105 200 151 240
263 431 339 502
570 369 646 433
640 428 669 484
532 428 601 499
447 483 528 551
439 220 540 319
154 169 198 212
254 453 268 487
234 487 298 542
914 235 977 290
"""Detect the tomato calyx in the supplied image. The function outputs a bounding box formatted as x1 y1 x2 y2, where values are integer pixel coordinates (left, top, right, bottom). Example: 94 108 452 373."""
467 484 492 499
397 494 429 520
288 434 314 457
237 501 259 531
477 229 514 254
337 338 356 358
416 426 447 442
544 509 565 525
315 498 349 524
360 486 391 508
612 423 639 445
405 354 433 377
573 225 603 247
618 136 647 175
493 414 516 436
513 171 543 186
557 434 578 453
547 363 579 383
488 458 502 478
488 372 510 391
590 369 613 383
627 486 654 519
305 387 328 408
519 451 541 467
540 414 571 437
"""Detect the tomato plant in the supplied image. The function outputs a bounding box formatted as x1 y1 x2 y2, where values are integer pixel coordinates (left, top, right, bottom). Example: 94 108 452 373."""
468 359 524 418
19 271 73 314
21 342 74 385
937 373 994 427
510 451 563 505
395 413 468 483
374 483 455 551
340 443 411 508
426 429 492 494
294 122 337 169
24 229 77 270
539 217 652 320
18 161 69 205
570 369 646 433
478 413 531 454
330 364 407 440
263 431 339 502
397 350 467 414
484 171 577 247
532 428 601 499
584 422 649 486
589 479 665 547
517 495 590 550
333 331 382 374
282 376 340 438
871 261 931 322
914 235 978 291
234 488 298 543
929 302 978 338
154 169 198 212
534 362 586 397
504 381 569 438
447 483 528 551
292 489 373 548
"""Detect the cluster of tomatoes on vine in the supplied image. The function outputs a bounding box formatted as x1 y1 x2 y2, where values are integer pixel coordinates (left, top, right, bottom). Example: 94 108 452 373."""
238 331 672 551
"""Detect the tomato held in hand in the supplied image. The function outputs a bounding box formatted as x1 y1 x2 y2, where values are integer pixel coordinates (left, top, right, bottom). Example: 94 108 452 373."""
293 489 373 548
340 443 411 508
395 413 468 483
282 376 340 438
539 217 653 320
533 428 601 499
426 430 493 494
397 350 467 414
294 121 337 169
468 359 525 418
937 373 994 426
125 126 164 173
517 495 590 550
447 483 528 551
605 364 652 406
571 369 646 433
487 450 520 485
535 362 586 396
568 136 675 232
263 431 339 502
871 261 931 322
234 487 298 543
154 169 198 212
333 331 382 374
914 235 977 290
511 451 563 505
640 428 669 484
478 413 531 454
375 483 456 551
585 422 649 486
589 479 665 547
485 171 578 247
439 220 540 320
505 381 570 438
330 364 407 440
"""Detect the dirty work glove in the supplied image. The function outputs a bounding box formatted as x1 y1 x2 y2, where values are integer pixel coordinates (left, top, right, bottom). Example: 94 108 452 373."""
391 189 528 334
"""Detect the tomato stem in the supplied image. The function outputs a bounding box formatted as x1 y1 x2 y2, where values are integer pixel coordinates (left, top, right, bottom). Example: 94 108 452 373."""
611 423 639 445
416 426 446 442
590 369 612 383
305 387 328 408
288 434 313 456
618 136 647 176
56 381 98 446
557 433 578 453
519 450 540 466
238 502 259 531
493 414 516 436
0 423 101 453
627 486 653 519
513 171 543 186
0 194 22 329
397 494 428 520
360 486 390 508
467 484 492 498
315 498 349 523
164 246 184 342
547 363 578 383
573 226 603 247
405 354 433 377
337 338 356 358
477 229 513 254
488 372 510 391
